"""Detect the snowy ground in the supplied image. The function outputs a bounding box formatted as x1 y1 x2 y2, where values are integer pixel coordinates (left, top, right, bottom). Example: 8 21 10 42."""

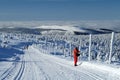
0 22 120 80
0 46 120 80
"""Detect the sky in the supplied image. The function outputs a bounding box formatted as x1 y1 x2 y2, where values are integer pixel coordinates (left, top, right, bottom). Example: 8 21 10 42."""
0 0 120 21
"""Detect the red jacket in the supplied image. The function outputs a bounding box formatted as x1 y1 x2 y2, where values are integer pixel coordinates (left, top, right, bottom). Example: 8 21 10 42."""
73 47 80 57
73 47 80 65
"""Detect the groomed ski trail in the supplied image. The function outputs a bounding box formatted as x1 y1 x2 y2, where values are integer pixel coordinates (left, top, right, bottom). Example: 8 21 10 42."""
0 46 110 80
22 46 105 80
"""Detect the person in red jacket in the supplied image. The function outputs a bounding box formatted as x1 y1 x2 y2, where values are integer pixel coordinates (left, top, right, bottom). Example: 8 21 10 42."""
73 47 80 66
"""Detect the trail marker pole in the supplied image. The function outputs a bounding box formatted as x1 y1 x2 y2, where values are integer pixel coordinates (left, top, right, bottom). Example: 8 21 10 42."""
88 34 92 61
109 32 114 64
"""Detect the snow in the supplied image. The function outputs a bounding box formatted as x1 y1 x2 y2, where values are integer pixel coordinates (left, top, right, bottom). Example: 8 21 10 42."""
81 62 120 80
0 45 120 80
36 25 86 32
0 22 120 80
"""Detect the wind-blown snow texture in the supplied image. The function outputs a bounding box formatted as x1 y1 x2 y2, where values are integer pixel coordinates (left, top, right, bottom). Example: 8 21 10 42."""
0 21 120 80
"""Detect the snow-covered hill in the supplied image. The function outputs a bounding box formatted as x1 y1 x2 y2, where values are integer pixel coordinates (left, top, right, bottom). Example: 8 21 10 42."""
0 21 120 80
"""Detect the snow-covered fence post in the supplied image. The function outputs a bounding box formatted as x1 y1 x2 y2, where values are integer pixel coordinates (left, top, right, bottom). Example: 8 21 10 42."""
109 32 114 64
69 42 72 58
88 34 92 61
79 39 81 51
53 42 55 55
63 43 66 57
45 36 47 46
49 42 51 53
48 42 51 53
62 44 64 56
53 34 57 55
54 39 56 55
79 45 81 60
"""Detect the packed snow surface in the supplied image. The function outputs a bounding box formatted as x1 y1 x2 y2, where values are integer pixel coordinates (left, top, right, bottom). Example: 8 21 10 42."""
0 46 120 80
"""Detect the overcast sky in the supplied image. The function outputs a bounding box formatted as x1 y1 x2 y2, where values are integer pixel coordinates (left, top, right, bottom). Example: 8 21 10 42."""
0 0 120 21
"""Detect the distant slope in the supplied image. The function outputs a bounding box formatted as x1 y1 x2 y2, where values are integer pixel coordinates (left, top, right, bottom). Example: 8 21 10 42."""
0 25 119 35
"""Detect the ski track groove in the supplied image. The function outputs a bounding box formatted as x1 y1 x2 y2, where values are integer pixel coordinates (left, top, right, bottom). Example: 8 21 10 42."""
0 56 25 80
0 62 17 80
14 61 25 80
1 63 15 78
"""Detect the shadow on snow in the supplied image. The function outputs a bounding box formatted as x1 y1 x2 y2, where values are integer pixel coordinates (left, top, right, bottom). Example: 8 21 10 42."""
0 47 24 62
